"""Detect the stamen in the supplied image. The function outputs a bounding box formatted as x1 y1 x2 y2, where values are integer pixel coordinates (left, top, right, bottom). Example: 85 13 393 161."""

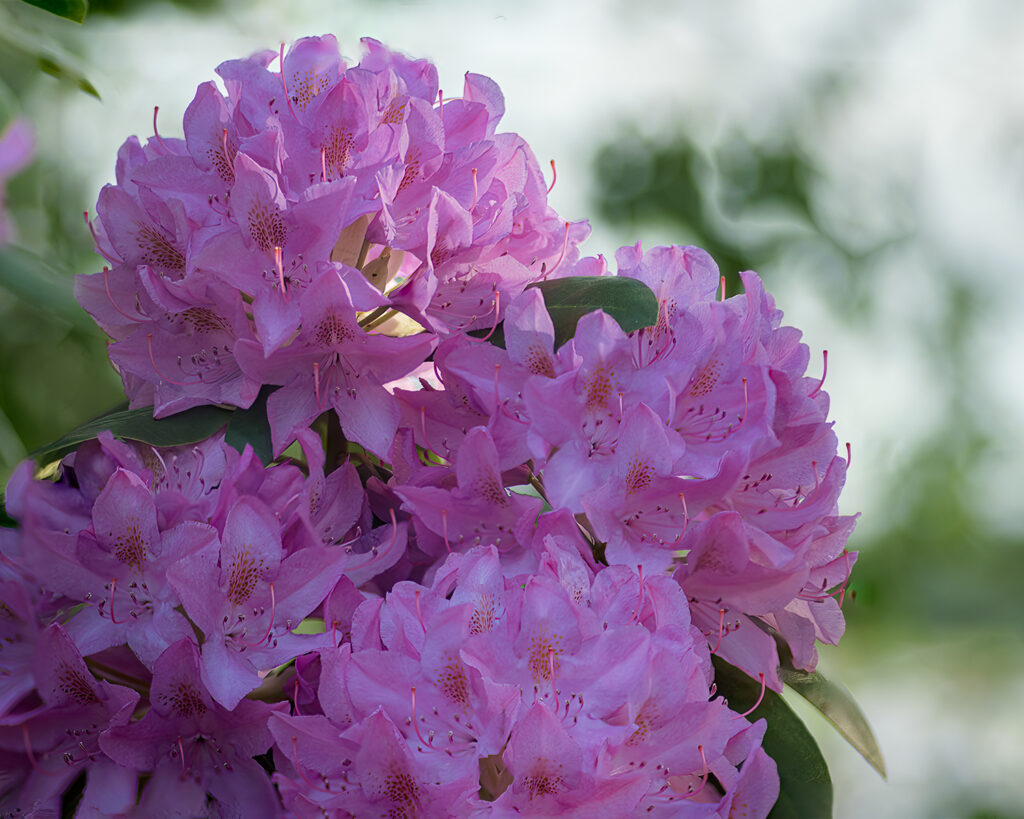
719 275 726 302
734 673 766 718
103 267 143 321
628 565 646 625
441 509 452 553
809 349 828 398
410 686 435 749
147 334 202 386
675 489 690 542
321 147 327 182
846 441 852 469
710 608 727 654
313 363 323 409
477 291 501 342
84 211 120 264
238 583 276 648
153 107 169 153
178 736 187 779
22 724 61 777
293 678 302 716
543 221 571 279
547 648 558 704
471 167 478 211
682 745 709 799
547 159 557 194
290 736 334 793
280 43 299 120
414 590 426 631
437 88 444 122
108 577 131 624
221 128 233 174
492 363 528 425
274 246 288 301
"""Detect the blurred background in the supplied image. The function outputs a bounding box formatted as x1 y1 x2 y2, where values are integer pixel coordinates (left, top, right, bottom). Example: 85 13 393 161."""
1 0 1022 815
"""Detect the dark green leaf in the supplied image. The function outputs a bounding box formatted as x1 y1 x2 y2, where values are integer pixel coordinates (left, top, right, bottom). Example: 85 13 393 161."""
38 55 101 98
30 404 232 466
224 387 275 465
0 246 98 333
781 665 886 780
530 276 659 348
20 0 88 24
712 655 833 819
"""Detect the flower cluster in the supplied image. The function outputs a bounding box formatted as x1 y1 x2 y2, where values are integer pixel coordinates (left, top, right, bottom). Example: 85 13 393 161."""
75 34 586 458
0 35 857 817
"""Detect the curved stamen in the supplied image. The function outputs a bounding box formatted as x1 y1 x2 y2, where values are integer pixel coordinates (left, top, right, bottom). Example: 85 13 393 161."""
22 725 62 777
177 736 187 779
682 745 709 799
809 349 828 398
103 267 144 322
410 686 436 751
628 565 646 625
274 246 288 301
238 583 276 648
290 736 335 793
710 608 727 654
414 589 426 631
108 577 132 625
280 43 299 120
147 334 202 386
734 673 766 718
547 159 557 194
153 107 169 153
470 167 478 211
84 211 120 265
293 678 302 716
441 509 452 553
846 441 852 469
543 221 571 279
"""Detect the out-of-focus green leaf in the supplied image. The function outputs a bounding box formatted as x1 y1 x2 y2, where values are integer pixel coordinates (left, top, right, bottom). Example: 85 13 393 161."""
712 655 833 819
781 664 887 779
0 79 19 131
30 404 233 467
20 0 89 24
224 386 275 465
531 276 659 349
0 246 98 333
37 56 100 98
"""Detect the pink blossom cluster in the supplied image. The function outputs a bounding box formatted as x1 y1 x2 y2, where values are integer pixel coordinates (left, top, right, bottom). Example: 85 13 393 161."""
0 35 858 817
75 34 586 458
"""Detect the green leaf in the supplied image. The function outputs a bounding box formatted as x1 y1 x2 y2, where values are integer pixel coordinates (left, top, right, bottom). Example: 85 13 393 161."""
530 276 659 349
20 0 88 24
0 246 98 334
30 404 233 466
712 655 833 819
224 387 275 465
781 665 886 780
